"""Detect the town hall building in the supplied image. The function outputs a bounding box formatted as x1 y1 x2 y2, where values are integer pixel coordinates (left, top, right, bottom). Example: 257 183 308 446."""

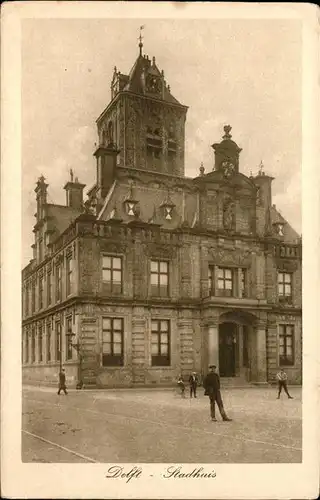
22 39 302 388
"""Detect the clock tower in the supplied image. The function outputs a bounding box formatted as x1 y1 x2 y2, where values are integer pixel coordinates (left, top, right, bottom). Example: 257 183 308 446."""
95 37 188 177
211 125 242 176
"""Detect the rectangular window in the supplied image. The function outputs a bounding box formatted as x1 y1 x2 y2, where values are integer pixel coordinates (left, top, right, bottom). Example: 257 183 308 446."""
102 255 123 294
240 268 247 298
208 266 214 296
56 265 62 302
102 318 124 366
38 324 43 362
55 322 61 361
151 319 170 366
150 260 169 297
66 256 73 296
279 325 294 366
31 282 36 313
278 272 292 300
46 323 51 362
31 329 36 363
217 267 234 297
66 317 73 360
39 276 44 309
47 271 52 305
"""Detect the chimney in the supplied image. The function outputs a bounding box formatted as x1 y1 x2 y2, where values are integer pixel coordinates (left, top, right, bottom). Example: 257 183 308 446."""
64 169 85 210
94 143 119 199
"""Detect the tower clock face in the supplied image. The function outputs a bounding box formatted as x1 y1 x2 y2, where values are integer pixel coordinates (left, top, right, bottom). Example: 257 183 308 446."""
221 160 235 177
146 75 161 94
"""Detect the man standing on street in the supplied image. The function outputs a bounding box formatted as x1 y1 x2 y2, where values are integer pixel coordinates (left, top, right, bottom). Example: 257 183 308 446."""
276 369 293 399
57 368 68 395
203 365 232 422
188 371 198 398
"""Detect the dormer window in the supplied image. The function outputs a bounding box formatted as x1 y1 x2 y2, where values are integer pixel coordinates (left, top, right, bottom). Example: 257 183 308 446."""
274 222 285 237
164 207 173 220
160 191 175 221
127 202 136 216
124 185 138 217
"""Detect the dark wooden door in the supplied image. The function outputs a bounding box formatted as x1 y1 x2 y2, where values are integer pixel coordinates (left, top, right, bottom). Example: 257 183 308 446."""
219 325 236 377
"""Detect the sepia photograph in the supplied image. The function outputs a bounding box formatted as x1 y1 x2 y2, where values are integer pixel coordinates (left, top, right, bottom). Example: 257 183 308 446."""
1 2 319 499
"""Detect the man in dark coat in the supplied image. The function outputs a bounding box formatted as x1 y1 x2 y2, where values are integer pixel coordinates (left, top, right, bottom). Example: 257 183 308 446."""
203 365 232 421
57 368 68 395
188 372 199 398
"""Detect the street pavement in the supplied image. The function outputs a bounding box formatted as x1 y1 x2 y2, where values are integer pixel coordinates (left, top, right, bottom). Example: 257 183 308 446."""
22 385 302 464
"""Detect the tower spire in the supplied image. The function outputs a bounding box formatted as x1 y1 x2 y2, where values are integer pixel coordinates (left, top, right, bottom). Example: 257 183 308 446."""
138 25 144 56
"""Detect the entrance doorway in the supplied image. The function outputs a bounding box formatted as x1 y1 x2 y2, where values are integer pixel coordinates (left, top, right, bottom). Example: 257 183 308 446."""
219 322 237 377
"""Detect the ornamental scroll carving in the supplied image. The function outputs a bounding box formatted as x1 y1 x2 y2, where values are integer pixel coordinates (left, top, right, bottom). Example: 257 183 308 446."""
209 247 252 267
100 241 127 255
144 242 177 260
275 258 298 272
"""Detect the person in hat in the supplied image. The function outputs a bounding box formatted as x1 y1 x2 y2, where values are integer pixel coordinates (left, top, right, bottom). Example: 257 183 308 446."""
57 368 68 395
177 374 186 398
276 369 293 399
188 371 199 398
203 365 232 421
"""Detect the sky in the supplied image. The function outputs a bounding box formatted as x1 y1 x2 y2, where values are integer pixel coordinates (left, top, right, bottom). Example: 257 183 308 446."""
22 18 301 267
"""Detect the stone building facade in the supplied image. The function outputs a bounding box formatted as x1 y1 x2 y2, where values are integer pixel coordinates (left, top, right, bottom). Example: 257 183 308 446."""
22 42 302 388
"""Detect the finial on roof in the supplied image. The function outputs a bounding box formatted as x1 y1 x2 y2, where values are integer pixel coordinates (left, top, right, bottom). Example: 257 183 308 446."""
70 168 74 182
152 56 155 66
138 25 144 56
200 162 205 176
223 125 232 139
39 174 45 183
75 176 79 183
258 160 264 176
113 66 117 74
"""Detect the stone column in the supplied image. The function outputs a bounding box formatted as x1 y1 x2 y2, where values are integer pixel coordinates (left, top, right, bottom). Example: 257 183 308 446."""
256 322 267 383
208 322 219 370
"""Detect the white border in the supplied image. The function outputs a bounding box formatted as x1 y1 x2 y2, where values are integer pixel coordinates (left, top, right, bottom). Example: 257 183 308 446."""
1 2 320 499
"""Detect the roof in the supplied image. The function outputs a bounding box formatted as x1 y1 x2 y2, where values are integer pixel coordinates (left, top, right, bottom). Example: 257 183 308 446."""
270 205 301 242
45 204 82 241
122 53 182 105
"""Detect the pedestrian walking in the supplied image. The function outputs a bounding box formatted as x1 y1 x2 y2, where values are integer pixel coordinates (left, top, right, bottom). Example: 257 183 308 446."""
189 372 198 398
203 365 232 422
276 369 293 399
177 374 185 398
57 368 68 395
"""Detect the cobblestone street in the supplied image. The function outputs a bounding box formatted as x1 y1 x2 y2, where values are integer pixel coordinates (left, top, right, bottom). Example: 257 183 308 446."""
22 385 302 464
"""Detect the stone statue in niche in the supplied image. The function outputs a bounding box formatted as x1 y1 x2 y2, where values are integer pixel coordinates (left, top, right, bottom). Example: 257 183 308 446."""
223 198 235 231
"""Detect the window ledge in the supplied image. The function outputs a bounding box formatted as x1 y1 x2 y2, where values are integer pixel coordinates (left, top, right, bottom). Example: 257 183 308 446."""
149 366 173 370
203 296 268 306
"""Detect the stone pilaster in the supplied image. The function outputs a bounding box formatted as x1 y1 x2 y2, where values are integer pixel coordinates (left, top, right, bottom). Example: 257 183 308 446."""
255 322 268 383
208 321 219 370
178 319 194 375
